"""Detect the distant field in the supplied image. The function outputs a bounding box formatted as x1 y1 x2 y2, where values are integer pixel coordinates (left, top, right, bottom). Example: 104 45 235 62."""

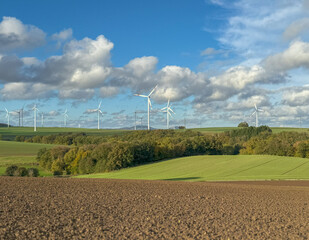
0 140 54 156
0 127 129 140
195 127 309 134
0 141 54 176
77 155 309 181
1 126 307 141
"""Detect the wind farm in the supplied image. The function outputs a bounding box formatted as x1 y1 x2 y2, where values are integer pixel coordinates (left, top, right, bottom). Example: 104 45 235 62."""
1 1 309 239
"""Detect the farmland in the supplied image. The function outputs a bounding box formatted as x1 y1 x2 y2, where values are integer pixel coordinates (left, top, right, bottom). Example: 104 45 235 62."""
1 177 308 239
77 155 309 181
0 126 308 141
0 127 129 141
0 141 55 176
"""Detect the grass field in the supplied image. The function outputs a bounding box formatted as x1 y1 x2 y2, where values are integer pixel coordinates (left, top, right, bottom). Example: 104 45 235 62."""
0 141 54 176
76 155 309 181
0 127 129 141
1 126 308 140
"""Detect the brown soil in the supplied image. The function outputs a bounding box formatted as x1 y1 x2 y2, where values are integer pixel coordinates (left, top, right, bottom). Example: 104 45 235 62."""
0 177 309 239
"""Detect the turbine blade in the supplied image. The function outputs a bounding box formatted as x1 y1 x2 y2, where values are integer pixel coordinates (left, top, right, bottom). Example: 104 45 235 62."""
135 94 148 98
254 104 257 110
148 85 158 96
169 108 175 114
251 111 256 117
161 107 168 110
98 101 102 109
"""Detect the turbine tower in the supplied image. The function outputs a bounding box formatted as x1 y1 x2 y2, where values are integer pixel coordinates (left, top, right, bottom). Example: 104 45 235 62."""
95 101 103 129
161 99 175 129
251 104 263 127
134 85 158 130
41 113 44 127
32 105 39 132
5 108 10 128
63 109 68 127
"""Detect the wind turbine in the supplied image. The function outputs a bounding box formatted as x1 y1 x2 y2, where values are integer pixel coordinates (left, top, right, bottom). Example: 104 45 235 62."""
32 105 39 132
63 109 68 128
95 101 103 129
161 99 175 129
5 108 10 128
251 104 263 127
134 85 158 130
41 113 44 127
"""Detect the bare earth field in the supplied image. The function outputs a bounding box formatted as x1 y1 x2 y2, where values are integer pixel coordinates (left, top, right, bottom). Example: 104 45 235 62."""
0 177 309 239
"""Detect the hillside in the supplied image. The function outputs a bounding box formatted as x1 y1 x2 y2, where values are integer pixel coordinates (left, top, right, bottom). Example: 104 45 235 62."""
76 155 309 181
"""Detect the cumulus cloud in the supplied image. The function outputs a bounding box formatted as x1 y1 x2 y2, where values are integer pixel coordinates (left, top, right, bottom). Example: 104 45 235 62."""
262 40 309 73
282 87 309 106
0 82 55 100
58 89 95 99
0 16 46 52
52 28 73 41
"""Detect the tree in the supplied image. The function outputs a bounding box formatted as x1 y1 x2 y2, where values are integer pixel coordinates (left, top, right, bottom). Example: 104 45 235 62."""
238 122 249 127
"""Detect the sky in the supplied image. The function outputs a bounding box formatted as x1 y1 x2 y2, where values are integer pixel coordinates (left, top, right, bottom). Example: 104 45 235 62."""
1 0 309 129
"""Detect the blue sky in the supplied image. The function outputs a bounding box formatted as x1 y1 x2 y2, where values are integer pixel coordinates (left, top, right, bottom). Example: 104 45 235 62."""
1 0 309 128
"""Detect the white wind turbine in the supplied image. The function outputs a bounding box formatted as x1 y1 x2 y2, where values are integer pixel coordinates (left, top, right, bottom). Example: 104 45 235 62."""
251 104 263 127
41 113 44 127
63 109 68 127
161 99 175 129
95 101 103 129
134 85 158 130
32 105 39 132
5 108 10 128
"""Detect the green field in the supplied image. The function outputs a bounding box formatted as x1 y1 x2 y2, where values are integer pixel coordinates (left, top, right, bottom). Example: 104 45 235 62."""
196 127 309 134
0 127 129 141
76 155 309 181
0 141 54 176
1 126 307 141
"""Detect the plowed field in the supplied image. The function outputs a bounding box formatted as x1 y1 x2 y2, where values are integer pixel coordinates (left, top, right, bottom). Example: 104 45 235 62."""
0 177 309 239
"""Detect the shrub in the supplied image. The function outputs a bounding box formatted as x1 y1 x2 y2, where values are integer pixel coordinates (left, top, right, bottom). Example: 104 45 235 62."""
5 165 18 176
14 167 28 177
27 168 39 177
53 170 63 176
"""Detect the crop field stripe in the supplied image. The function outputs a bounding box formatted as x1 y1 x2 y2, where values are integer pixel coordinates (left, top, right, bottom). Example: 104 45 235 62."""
281 161 309 175
224 159 275 177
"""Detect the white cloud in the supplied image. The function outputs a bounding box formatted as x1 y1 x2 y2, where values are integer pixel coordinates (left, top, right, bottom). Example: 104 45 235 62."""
52 28 73 41
283 18 309 40
218 0 303 58
58 89 95 99
100 86 120 97
262 40 309 73
200 47 224 56
0 16 46 52
0 82 54 100
282 87 309 106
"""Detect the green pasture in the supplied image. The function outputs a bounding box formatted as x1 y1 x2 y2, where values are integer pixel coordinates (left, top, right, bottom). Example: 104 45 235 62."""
77 155 309 181
0 127 129 140
0 141 54 176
